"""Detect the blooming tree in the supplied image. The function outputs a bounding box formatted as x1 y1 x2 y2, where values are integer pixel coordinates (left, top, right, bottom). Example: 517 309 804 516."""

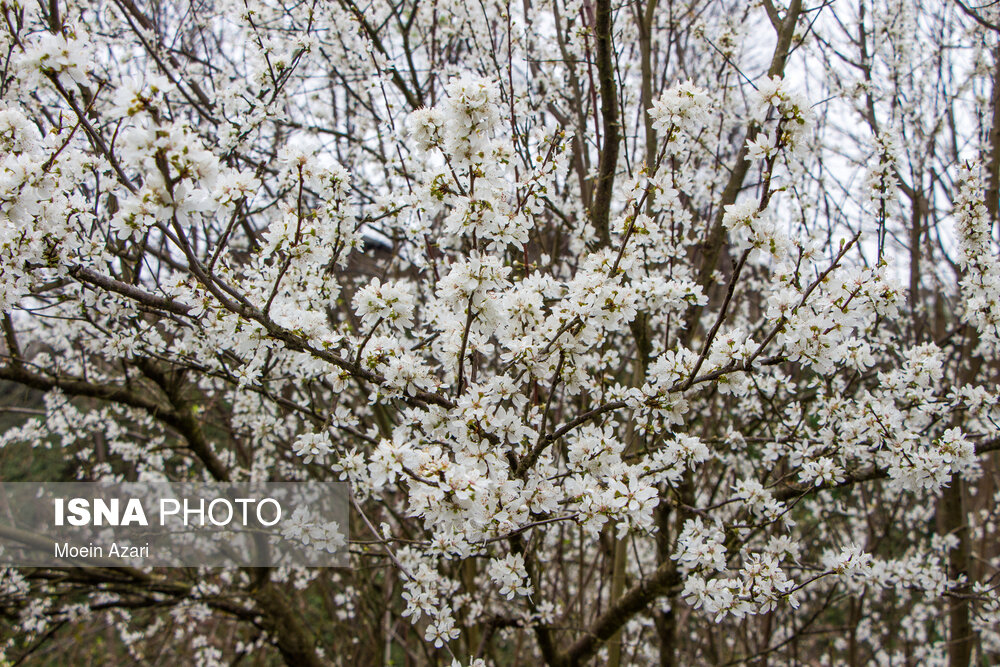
0 0 999 665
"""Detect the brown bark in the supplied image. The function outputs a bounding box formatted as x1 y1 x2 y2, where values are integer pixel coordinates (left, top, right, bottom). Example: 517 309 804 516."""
682 0 803 346
253 582 326 667
591 0 620 248
986 43 1000 222
941 478 974 667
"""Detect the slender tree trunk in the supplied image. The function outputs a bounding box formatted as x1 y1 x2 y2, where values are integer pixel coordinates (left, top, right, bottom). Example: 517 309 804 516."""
591 0 620 248
942 478 974 667
253 582 325 667
986 44 1000 222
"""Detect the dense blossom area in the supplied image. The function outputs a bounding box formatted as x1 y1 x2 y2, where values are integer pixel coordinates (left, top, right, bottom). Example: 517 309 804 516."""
0 0 999 665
